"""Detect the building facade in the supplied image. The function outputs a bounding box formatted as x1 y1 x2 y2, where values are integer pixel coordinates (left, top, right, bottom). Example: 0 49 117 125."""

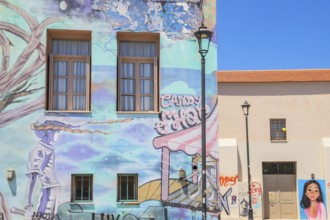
0 1 219 220
218 69 330 219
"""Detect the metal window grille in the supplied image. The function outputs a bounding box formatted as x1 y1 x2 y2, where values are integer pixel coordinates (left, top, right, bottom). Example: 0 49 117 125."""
262 162 296 175
270 119 286 141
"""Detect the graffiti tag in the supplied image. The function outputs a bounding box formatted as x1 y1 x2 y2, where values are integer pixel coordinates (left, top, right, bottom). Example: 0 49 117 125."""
160 94 201 108
219 175 238 187
154 95 210 135
219 188 232 215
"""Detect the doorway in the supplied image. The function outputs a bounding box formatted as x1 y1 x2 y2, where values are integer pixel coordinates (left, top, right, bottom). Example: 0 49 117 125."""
262 162 297 219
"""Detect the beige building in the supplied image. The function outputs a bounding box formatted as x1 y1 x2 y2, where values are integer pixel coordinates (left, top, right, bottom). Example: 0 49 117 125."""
217 69 330 220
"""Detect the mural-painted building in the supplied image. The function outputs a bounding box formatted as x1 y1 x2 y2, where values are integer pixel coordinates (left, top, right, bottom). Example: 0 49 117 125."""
218 69 330 220
0 0 219 220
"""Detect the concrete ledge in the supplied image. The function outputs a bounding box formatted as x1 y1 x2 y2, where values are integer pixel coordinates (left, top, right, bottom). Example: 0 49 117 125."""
218 138 237 147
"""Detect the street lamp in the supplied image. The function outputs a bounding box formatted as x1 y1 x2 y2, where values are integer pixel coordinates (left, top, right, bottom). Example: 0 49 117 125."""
241 101 253 220
194 26 213 220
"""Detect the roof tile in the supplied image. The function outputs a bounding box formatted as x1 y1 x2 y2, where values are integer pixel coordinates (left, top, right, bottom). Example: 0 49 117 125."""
217 69 330 83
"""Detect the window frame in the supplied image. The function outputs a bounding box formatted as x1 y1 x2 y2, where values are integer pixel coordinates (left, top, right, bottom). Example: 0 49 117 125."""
46 29 92 113
117 173 138 202
117 32 160 113
270 118 287 142
71 174 93 203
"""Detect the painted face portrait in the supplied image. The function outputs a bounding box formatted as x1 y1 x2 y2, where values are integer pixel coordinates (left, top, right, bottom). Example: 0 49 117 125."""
299 179 327 220
305 183 320 202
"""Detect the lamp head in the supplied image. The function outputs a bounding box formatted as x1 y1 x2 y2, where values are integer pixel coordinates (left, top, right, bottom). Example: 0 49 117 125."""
241 100 251 116
194 26 213 57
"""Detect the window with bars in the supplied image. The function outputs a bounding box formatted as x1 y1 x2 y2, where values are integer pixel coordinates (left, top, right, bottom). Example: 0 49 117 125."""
71 174 93 202
117 174 138 202
46 29 91 112
117 32 159 113
262 162 296 175
270 118 286 141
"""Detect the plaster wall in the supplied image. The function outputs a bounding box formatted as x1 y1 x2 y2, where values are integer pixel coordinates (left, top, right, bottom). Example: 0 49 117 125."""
218 81 330 219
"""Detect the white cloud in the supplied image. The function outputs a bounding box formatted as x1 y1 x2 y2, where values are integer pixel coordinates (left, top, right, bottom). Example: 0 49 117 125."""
161 81 196 95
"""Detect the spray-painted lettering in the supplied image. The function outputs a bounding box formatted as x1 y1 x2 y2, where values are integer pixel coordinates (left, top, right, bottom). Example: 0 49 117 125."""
160 94 201 108
219 175 239 187
154 95 209 135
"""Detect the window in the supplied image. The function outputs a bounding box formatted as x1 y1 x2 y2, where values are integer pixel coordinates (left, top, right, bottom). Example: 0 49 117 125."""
117 32 159 112
117 174 138 202
270 118 286 141
71 174 93 202
262 162 296 175
46 30 91 112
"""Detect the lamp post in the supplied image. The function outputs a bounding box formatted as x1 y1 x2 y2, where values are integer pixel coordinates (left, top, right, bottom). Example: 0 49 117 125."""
241 101 253 220
194 26 213 220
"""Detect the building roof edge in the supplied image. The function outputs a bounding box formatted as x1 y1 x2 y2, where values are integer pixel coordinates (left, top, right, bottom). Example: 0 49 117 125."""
217 69 330 83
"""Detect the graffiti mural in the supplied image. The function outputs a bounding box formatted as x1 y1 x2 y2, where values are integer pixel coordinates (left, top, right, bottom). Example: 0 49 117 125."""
43 0 215 39
0 0 61 127
250 182 262 210
0 0 217 219
153 94 219 214
299 179 327 220
236 181 262 218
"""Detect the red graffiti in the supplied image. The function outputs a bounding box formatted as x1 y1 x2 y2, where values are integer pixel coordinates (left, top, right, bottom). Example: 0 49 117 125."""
250 182 262 206
219 175 238 187
250 182 262 196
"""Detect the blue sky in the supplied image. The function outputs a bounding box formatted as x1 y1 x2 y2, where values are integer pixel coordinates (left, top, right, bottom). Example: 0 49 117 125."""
217 0 330 70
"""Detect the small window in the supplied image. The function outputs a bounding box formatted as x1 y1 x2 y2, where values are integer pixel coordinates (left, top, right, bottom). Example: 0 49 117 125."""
117 32 159 113
71 174 93 202
46 29 91 112
117 174 138 202
262 162 296 175
270 118 286 141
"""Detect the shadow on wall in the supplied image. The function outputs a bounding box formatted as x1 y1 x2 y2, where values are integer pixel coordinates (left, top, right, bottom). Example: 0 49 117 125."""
237 148 242 181
7 174 17 196
218 83 330 96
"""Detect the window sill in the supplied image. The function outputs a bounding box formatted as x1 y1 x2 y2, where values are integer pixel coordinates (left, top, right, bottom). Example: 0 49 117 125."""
116 201 140 208
271 140 288 143
116 111 160 114
44 110 92 114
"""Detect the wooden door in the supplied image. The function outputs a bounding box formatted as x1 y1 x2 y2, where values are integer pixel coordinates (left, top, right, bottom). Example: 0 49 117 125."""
263 162 297 219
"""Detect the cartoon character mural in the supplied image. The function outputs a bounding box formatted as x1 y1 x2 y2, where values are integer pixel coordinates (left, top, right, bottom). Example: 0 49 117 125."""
153 94 220 215
7 114 130 220
239 198 249 217
250 182 262 210
299 179 327 220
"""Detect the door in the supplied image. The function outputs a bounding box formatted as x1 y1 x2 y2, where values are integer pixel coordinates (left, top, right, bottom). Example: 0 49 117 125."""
263 162 297 219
